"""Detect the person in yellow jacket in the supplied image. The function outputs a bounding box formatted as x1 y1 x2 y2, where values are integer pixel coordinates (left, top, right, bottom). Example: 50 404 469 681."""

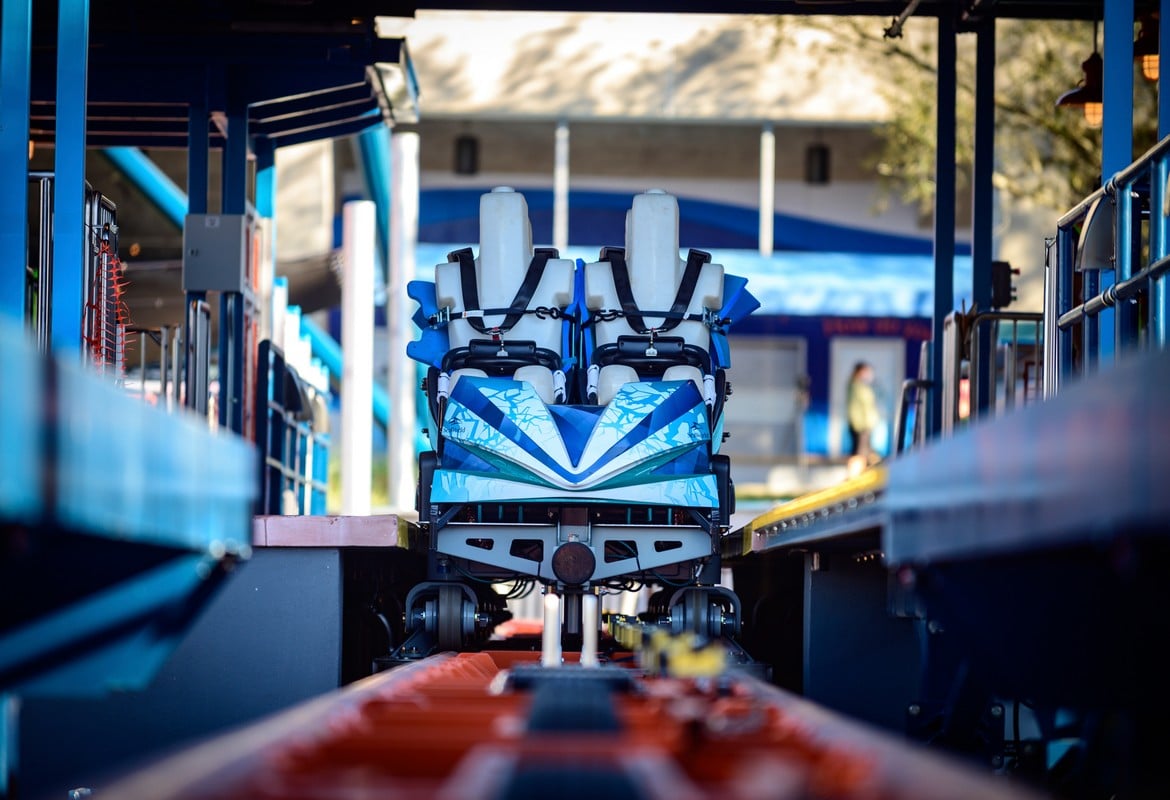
846 361 879 476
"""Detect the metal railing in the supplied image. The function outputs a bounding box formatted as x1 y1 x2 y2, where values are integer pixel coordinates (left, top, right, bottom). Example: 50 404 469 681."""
893 378 931 456
254 340 330 515
895 311 1044 453
966 311 1044 423
124 325 181 411
1046 133 1170 395
82 187 125 376
186 299 212 416
941 310 1044 436
893 342 931 455
26 173 54 351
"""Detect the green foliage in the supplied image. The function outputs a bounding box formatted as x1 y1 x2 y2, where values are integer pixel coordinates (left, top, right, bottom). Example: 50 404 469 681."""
327 453 390 513
787 16 1158 215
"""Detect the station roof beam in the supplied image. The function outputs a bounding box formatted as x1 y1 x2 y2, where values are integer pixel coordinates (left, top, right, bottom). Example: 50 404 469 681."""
27 25 418 151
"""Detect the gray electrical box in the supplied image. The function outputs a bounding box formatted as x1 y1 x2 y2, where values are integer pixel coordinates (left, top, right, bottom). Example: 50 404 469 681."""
182 214 250 293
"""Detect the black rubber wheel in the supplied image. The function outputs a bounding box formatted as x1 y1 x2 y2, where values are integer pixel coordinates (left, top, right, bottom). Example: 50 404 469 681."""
437 584 465 652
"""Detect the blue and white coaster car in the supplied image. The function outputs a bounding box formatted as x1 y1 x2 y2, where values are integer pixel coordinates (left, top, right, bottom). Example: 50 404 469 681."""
408 188 759 590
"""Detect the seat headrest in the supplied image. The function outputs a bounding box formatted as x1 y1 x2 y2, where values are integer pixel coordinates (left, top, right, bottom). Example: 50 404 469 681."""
480 187 533 273
627 190 681 284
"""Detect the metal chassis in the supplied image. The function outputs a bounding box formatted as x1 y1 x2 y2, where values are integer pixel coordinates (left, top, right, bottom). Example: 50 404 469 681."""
433 521 715 584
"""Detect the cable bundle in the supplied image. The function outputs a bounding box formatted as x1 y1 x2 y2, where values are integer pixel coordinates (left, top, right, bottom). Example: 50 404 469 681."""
83 237 131 374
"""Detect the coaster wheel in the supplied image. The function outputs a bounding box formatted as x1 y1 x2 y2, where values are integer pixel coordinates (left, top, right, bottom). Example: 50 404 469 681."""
437 584 467 651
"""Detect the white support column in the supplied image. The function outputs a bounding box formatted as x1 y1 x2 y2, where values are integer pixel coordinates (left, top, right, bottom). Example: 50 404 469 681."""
389 132 420 513
581 592 599 667
341 200 376 516
759 122 775 257
541 591 563 667
271 277 288 352
553 119 570 252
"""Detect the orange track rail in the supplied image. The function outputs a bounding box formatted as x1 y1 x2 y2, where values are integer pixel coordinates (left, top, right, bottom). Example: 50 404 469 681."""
101 650 1045 800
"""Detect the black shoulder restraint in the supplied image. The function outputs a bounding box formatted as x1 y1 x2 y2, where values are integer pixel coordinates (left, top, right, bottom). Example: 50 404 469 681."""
595 247 712 334
446 246 561 336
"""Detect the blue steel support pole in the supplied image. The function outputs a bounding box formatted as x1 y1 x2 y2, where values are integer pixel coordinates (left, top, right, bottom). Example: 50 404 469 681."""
1101 0 1134 361
1055 227 1075 388
1084 267 1099 371
219 292 246 433
313 431 329 514
294 426 304 512
185 100 209 410
357 124 393 286
929 13 957 438
219 91 249 433
1162 0 1170 139
255 138 275 219
1156 0 1170 345
256 136 276 350
1154 156 1169 348
971 17 995 415
221 97 249 218
1115 178 1135 349
50 0 90 355
0 0 33 323
187 100 209 216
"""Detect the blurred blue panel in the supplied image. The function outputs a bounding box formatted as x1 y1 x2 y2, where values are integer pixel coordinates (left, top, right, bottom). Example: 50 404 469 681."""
885 348 1170 565
53 355 256 553
1 322 258 698
2 556 215 696
0 322 42 521
1 321 257 542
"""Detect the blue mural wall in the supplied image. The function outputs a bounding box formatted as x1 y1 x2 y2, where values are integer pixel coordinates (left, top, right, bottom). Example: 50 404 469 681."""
419 187 973 256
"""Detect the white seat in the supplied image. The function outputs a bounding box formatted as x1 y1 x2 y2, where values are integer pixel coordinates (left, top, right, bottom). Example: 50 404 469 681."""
435 187 574 404
584 190 723 404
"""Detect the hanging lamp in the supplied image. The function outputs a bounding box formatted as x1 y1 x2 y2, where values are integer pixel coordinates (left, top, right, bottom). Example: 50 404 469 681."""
1055 20 1104 128
1134 14 1159 83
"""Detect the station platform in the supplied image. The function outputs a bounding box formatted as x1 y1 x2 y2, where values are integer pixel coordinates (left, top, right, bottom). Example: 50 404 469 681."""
721 349 1170 798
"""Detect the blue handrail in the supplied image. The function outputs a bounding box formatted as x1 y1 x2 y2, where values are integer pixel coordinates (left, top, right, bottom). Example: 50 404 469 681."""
1047 133 1170 393
102 146 389 428
102 147 187 229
